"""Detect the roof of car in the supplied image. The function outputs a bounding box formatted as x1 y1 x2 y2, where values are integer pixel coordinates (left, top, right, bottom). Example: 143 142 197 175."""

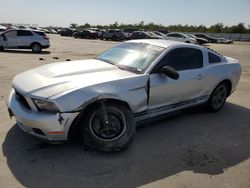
126 39 198 49
3 28 45 32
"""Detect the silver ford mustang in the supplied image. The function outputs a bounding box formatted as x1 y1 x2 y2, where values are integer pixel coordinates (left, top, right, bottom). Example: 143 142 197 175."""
7 40 241 151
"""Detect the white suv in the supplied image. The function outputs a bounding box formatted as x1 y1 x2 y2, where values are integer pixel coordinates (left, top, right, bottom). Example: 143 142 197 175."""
0 29 50 53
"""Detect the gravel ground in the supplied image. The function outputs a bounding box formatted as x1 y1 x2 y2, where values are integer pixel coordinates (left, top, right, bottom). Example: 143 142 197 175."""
0 35 250 188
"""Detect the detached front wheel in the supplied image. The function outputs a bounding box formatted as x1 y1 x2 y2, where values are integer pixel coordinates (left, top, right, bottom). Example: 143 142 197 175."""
81 104 135 152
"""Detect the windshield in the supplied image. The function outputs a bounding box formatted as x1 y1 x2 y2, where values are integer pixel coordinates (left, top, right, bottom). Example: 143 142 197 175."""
96 42 164 73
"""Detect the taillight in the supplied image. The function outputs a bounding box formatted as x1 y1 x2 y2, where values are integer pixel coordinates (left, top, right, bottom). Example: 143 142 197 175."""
43 36 49 40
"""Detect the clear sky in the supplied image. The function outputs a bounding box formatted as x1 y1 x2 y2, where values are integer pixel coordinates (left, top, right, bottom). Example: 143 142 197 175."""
0 0 250 27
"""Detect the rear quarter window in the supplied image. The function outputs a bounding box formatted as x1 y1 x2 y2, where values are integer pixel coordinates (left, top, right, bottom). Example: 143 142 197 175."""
208 52 222 64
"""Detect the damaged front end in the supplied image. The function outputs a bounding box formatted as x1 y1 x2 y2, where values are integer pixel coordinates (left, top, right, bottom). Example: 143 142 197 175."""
7 88 79 141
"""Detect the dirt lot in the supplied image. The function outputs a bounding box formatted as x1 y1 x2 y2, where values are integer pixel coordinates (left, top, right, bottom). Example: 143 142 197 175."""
0 35 250 188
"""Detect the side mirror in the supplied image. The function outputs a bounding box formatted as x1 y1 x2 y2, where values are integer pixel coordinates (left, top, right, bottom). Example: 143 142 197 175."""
159 66 179 80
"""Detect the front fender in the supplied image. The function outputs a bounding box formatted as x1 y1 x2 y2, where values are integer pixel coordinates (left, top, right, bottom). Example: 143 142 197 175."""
52 75 149 113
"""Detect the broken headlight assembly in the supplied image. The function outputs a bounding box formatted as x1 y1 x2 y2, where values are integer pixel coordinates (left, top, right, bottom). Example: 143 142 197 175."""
33 99 59 113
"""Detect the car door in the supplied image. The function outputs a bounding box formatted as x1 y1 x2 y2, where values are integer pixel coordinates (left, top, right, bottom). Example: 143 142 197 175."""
16 30 34 47
2 30 18 48
148 47 208 115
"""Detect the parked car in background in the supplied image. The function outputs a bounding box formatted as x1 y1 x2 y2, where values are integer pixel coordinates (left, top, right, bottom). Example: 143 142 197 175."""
158 29 169 34
0 29 50 52
29 26 42 31
18 25 26 29
47 29 58 34
7 40 241 151
100 29 125 41
154 31 165 37
187 34 208 45
122 28 138 39
0 25 7 33
130 31 158 40
217 38 233 44
164 32 197 44
194 34 218 43
60 28 76 37
148 32 163 39
6 25 18 30
195 34 233 44
89 28 104 37
73 29 99 39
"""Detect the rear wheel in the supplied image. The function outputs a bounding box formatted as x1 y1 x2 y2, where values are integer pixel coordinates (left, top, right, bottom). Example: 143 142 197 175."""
80 103 135 152
31 43 42 53
206 83 228 112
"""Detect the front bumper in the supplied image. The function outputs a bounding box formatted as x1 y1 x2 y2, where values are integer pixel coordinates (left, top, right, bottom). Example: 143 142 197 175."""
7 89 79 141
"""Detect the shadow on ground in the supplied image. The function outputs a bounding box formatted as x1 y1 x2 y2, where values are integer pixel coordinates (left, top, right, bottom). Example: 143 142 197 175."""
2 102 250 188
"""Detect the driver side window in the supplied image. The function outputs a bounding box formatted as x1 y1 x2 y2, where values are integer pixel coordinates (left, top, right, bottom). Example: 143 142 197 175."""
161 48 203 71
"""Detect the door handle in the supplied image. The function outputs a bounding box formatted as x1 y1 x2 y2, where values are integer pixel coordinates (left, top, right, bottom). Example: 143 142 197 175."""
197 74 205 80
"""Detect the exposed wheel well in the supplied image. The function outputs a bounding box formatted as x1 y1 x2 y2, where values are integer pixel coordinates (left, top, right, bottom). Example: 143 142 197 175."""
84 99 131 112
67 99 132 140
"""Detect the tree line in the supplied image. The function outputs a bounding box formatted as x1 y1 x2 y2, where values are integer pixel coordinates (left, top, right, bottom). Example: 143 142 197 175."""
70 22 250 34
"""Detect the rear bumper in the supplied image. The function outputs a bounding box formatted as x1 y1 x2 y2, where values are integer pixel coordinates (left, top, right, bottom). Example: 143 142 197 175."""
7 89 79 141
42 44 50 49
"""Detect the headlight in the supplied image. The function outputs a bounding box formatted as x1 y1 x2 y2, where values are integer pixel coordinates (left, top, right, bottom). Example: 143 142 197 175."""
33 99 59 113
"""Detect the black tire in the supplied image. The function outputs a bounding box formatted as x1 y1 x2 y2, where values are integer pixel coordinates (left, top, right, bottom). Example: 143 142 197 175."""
31 43 42 53
0 46 4 51
206 82 228 112
81 103 135 152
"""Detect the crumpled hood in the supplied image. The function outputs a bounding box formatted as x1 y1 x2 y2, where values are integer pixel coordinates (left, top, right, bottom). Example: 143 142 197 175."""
12 59 136 98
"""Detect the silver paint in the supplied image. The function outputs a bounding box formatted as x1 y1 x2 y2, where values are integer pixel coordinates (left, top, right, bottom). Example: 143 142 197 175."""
7 40 241 141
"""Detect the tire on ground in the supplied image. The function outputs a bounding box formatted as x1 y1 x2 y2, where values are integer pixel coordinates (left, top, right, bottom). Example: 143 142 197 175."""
206 82 229 112
80 103 135 152
31 43 42 53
